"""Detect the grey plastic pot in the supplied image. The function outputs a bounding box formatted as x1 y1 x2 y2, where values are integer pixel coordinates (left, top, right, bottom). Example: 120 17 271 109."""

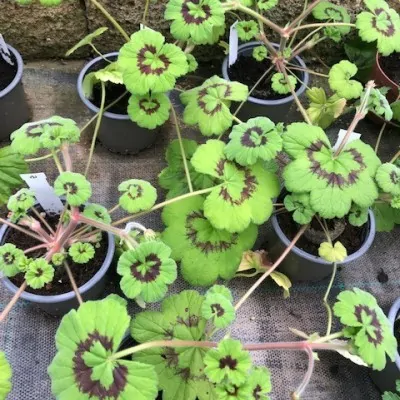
0 222 115 317
265 208 376 282
77 52 157 155
0 44 30 141
222 42 309 123
370 298 400 393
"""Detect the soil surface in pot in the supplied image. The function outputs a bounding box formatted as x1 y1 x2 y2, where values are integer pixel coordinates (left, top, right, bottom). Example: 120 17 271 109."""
92 81 129 115
0 52 18 91
380 53 400 85
228 55 302 100
277 212 368 257
395 319 400 354
5 211 108 296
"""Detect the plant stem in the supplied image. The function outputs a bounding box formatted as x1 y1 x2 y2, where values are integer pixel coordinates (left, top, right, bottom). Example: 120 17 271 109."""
85 81 106 177
113 186 216 227
374 123 387 154
323 263 337 336
108 204 120 214
142 0 150 26
288 0 308 47
90 43 112 63
60 144 73 172
257 32 279 57
291 22 355 33
0 218 46 242
234 224 308 311
52 150 64 174
287 0 322 30
24 243 50 254
64 261 83 305
26 153 55 163
286 66 311 91
290 25 324 56
287 64 328 78
232 115 243 124
170 103 193 192
0 281 27 322
293 346 315 399
390 149 400 164
30 207 55 235
282 67 312 124
90 0 130 42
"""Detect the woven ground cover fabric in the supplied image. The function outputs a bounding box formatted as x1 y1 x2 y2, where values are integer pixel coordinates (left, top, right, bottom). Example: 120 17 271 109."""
0 61 399 399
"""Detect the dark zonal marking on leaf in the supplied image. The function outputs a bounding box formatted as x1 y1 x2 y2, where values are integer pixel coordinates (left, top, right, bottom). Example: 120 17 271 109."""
219 355 237 370
372 8 395 37
2 253 15 265
26 122 61 138
138 98 161 115
127 184 143 200
240 126 267 148
253 384 263 400
211 303 225 317
354 305 384 346
64 182 78 194
390 170 399 184
197 84 233 116
95 211 104 219
307 140 366 187
181 0 212 25
130 253 161 282
176 314 200 328
137 45 171 76
73 331 128 399
163 347 179 368
185 210 239 253
35 268 43 277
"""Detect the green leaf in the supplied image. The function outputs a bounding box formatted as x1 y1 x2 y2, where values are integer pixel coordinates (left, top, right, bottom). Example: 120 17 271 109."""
118 30 188 95
83 204 111 224
215 382 251 399
271 73 296 95
283 123 381 219
191 140 279 232
25 258 54 289
180 76 248 136
257 0 278 10
39 0 62 5
283 193 315 224
201 289 235 328
7 188 35 214
66 27 108 56
333 288 397 371
186 54 198 72
48 296 158 400
158 139 216 199
382 392 400 400
391 101 400 122
82 72 97 99
224 117 283 166
356 0 400 56
118 179 157 214
236 21 258 41
0 352 12 400
328 61 363 100
117 241 177 303
376 163 400 195
248 366 272 399
0 244 25 277
348 204 369 227
252 45 268 61
270 271 292 299
312 2 351 36
367 88 393 121
344 37 376 83
51 253 66 267
127 92 171 129
165 0 226 45
162 196 257 286
206 285 233 302
54 172 92 207
68 242 95 264
204 339 252 385
94 62 123 85
131 290 215 400
373 202 400 231
318 241 347 262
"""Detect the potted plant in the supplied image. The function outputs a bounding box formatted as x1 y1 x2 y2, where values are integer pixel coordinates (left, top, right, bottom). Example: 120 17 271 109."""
0 36 30 140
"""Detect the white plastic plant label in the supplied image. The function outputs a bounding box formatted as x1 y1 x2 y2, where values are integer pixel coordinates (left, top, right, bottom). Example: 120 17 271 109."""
140 24 156 32
229 21 239 67
0 34 14 66
332 128 361 152
20 173 64 214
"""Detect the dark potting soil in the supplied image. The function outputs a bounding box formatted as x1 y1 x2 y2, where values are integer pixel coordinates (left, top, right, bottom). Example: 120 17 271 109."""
0 52 18 91
380 52 400 85
5 212 108 296
228 54 302 100
276 211 368 257
92 81 129 115
395 319 400 353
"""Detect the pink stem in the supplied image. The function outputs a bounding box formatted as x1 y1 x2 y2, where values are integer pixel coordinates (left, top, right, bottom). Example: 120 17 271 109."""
61 144 72 172
0 281 27 322
0 218 47 243
24 243 50 254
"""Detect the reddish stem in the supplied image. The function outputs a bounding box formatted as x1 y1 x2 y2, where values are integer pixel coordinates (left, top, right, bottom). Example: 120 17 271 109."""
0 281 27 322
24 243 50 254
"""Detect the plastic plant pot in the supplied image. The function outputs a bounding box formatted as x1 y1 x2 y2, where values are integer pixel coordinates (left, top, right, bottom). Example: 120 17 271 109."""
370 297 400 393
222 42 310 123
77 52 158 155
0 220 115 317
265 196 376 282
0 44 30 141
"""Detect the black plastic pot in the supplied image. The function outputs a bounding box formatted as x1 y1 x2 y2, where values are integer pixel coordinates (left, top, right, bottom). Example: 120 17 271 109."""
0 44 30 141
370 298 400 393
0 220 115 316
77 52 157 155
222 42 309 123
265 208 376 282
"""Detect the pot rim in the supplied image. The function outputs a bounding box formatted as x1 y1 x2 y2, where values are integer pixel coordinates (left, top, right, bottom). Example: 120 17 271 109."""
0 222 115 304
77 51 130 120
388 297 400 370
222 41 310 106
375 52 400 90
271 209 376 266
0 44 24 99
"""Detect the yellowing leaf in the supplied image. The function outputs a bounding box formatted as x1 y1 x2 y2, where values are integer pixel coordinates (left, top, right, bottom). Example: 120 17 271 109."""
270 271 292 299
318 241 347 262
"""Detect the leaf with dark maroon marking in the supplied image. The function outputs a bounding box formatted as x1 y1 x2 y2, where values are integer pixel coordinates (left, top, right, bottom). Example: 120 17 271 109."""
54 172 92 207
117 241 177 303
333 288 397 371
328 61 363 100
376 163 400 196
312 1 351 38
356 0 400 56
191 140 279 232
248 366 272 399
201 290 235 328
118 30 188 95
0 243 25 278
180 76 248 136
165 0 225 45
283 123 381 219
118 179 157 214
48 296 158 400
162 196 257 286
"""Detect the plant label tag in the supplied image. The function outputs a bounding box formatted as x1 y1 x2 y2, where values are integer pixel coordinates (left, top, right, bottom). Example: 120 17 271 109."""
229 21 239 67
140 24 156 33
20 173 64 214
0 34 14 66
332 129 361 152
